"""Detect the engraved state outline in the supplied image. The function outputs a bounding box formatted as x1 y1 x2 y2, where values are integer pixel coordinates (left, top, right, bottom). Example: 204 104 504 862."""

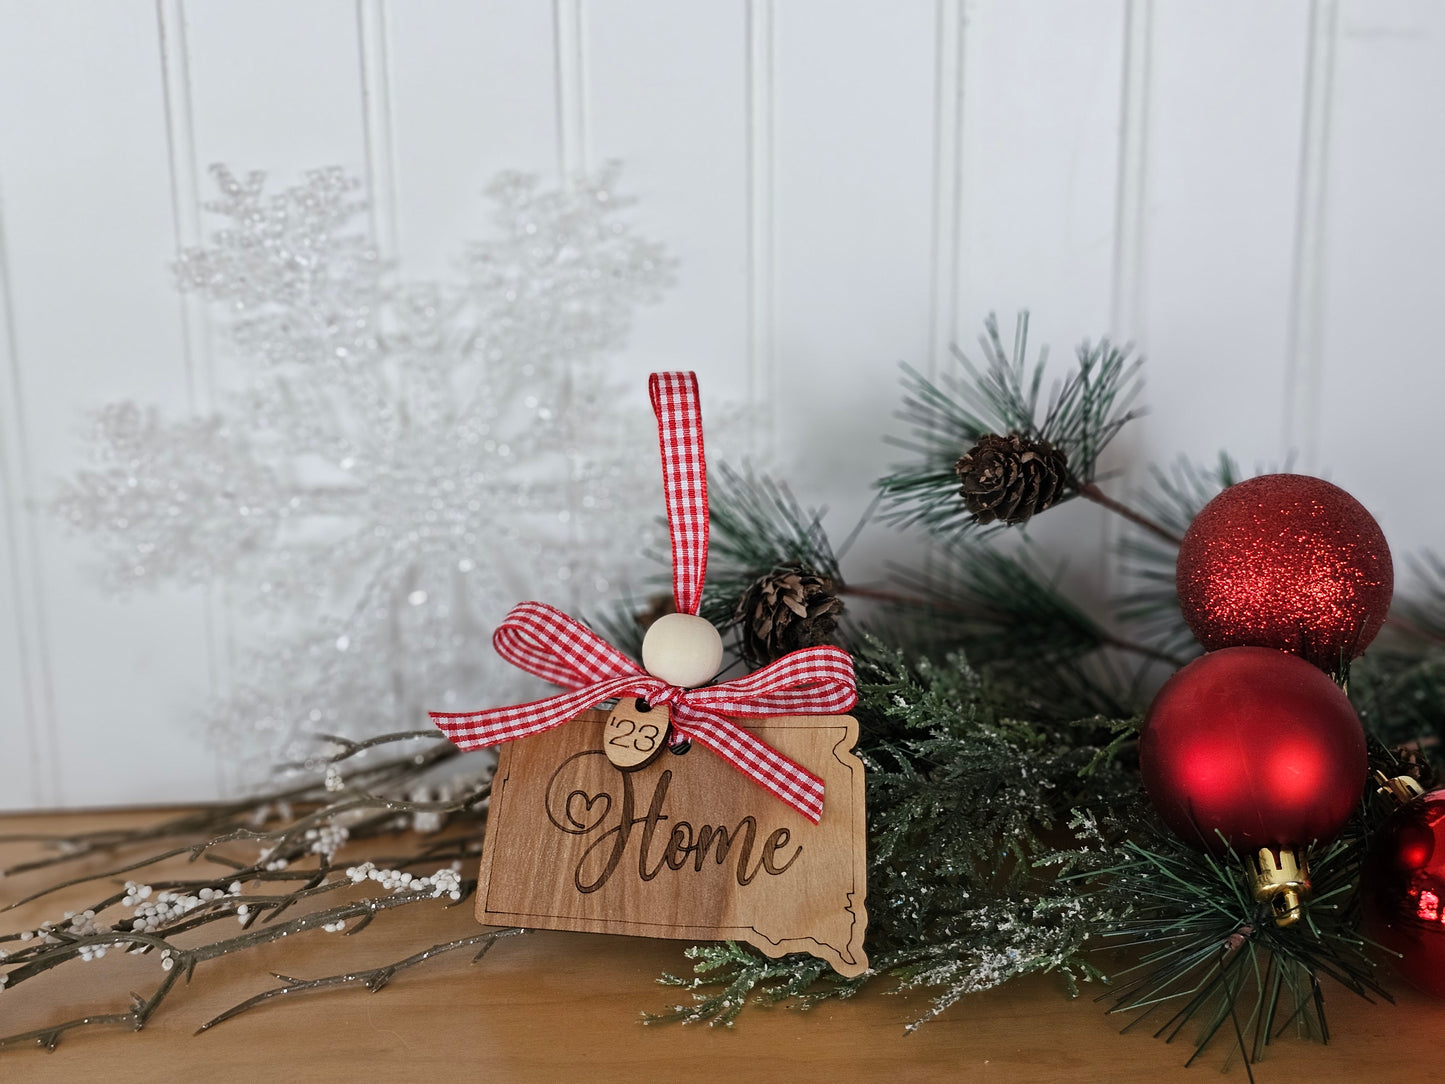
713 724 867 970
478 713 868 977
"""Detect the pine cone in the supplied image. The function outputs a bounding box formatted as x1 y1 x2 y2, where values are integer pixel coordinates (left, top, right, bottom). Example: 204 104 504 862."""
954 432 1070 525
735 566 844 667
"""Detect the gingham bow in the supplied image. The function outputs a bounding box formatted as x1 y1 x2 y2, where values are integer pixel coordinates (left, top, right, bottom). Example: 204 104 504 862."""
429 372 857 823
430 601 856 822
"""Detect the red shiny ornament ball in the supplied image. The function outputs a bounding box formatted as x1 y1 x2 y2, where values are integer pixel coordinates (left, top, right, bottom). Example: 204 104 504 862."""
1363 788 1445 998
1176 474 1393 671
1139 647 1367 853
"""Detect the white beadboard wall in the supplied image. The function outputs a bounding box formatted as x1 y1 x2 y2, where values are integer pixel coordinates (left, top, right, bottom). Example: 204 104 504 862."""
1 0 1441 810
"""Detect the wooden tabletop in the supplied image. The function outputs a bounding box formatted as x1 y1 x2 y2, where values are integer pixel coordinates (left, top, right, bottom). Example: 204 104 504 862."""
1 809 1438 1083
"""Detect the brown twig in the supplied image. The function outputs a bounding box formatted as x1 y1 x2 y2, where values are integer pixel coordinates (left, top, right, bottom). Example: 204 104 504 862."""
1075 481 1184 547
1385 614 1445 648
0 958 183 1051
0 722 500 1052
1096 632 1187 670
0 735 461 869
196 928 524 1033
0 883 487 1050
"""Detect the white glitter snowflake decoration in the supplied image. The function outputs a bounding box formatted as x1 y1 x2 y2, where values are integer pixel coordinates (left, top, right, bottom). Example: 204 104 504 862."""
55 163 673 780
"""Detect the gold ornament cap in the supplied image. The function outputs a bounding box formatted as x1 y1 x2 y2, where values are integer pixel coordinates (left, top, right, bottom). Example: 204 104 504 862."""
1373 768 1426 806
1247 847 1310 927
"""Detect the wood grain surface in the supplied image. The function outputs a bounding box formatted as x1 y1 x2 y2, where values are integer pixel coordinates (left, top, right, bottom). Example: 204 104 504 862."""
479 711 868 975
2 808 1440 1084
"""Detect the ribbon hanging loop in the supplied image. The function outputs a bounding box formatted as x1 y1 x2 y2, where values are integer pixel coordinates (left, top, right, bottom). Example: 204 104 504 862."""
649 372 708 616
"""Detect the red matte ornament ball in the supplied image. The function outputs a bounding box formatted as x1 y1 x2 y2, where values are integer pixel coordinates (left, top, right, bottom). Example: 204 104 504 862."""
1363 788 1445 998
1176 474 1393 672
1139 647 1367 854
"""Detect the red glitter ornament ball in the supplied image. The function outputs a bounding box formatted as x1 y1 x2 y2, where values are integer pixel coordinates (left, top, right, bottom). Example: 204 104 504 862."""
1139 647 1367 853
1362 788 1445 998
1176 474 1393 672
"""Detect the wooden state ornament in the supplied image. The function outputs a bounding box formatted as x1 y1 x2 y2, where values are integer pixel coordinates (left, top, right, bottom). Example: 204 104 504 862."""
477 709 868 976
430 372 867 976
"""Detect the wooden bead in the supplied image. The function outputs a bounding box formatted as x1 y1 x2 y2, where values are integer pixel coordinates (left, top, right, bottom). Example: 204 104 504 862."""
641 612 723 688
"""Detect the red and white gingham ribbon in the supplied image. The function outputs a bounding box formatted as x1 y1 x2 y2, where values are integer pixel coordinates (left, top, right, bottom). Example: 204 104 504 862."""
431 602 855 822
650 372 708 615
429 372 857 823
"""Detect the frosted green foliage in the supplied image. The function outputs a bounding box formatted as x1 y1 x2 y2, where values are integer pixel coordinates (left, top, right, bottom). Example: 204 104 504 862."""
649 644 1135 1027
648 943 860 1027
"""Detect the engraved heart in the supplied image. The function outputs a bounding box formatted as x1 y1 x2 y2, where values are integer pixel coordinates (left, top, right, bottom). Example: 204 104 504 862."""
564 789 611 832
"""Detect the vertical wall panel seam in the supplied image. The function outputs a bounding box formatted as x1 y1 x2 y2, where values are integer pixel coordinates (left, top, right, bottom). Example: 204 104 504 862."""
357 0 401 266
1103 0 1153 618
156 0 207 410
553 0 590 610
745 0 776 461
919 0 965 589
0 169 62 808
1283 0 1339 471
553 0 590 178
927 0 966 382
576 1 591 173
158 0 232 796
1111 0 1152 346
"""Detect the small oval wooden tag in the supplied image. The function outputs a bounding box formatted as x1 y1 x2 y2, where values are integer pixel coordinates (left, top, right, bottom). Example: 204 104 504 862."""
604 698 671 771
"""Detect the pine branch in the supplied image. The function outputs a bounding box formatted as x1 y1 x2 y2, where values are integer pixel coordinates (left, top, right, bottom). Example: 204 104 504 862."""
878 312 1145 538
1076 483 1182 546
1350 647 1445 753
889 544 1113 663
887 892 1109 1030
1396 552 1445 643
706 463 841 579
701 463 843 629
645 943 861 1026
1114 453 1243 659
881 541 1186 715
585 464 853 669
586 592 655 663
1093 829 1388 1073
650 645 1136 1025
